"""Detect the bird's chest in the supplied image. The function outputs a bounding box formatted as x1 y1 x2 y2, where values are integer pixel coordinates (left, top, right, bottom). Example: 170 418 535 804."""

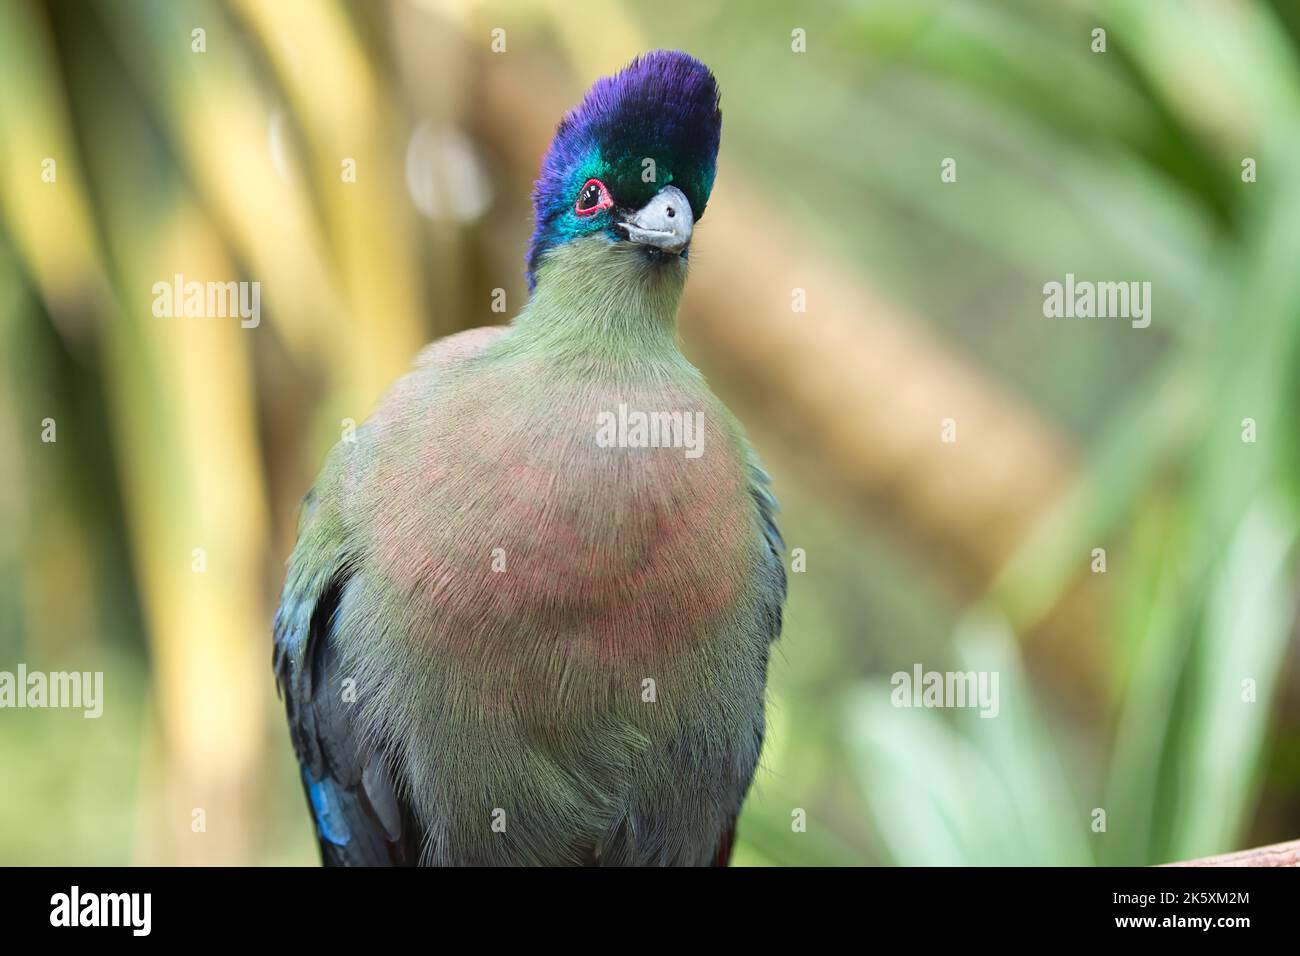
366 363 760 664
345 361 771 863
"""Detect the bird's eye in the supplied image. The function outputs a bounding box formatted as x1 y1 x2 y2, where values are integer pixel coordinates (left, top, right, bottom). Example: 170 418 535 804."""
575 178 613 216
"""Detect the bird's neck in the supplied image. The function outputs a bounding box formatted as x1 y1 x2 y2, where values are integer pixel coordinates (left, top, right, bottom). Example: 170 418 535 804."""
507 237 688 368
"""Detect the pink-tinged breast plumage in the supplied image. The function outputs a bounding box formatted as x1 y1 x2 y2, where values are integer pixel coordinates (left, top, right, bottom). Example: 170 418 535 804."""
356 350 759 662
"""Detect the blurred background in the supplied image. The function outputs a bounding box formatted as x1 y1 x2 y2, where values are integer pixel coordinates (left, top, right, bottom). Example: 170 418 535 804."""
2 0 1299 866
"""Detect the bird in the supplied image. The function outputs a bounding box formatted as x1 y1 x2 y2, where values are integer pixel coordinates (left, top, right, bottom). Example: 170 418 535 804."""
273 49 786 866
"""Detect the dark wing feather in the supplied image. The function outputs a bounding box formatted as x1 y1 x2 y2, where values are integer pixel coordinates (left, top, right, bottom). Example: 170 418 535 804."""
748 458 787 643
273 499 420 867
712 823 737 867
710 457 787 867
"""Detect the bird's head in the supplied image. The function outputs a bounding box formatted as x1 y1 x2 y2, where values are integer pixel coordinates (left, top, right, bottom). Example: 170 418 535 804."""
525 50 722 292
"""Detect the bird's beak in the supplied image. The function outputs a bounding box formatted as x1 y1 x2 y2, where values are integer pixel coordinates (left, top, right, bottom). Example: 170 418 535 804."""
617 185 693 254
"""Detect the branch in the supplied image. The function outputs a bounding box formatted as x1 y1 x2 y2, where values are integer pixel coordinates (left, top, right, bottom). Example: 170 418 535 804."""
1165 839 1300 867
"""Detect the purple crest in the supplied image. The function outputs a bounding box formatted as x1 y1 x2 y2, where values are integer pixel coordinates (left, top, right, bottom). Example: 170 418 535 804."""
526 50 723 288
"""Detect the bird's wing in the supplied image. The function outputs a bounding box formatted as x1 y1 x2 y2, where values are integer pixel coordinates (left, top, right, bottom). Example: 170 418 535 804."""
748 455 788 644
273 326 509 866
273 489 420 867
709 454 787 867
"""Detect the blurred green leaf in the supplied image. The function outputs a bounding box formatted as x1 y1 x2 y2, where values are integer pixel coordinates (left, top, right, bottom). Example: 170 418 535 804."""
844 613 1091 865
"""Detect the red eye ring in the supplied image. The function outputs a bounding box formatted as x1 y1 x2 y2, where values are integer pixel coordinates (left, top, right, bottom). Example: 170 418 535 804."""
575 178 613 216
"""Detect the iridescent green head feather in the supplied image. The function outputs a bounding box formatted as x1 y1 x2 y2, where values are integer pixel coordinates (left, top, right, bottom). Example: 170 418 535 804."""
526 51 722 289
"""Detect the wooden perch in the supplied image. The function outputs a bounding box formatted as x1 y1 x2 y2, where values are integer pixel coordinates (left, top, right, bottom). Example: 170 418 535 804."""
1166 838 1300 867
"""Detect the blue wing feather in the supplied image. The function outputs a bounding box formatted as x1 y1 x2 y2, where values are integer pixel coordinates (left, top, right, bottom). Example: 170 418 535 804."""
272 496 418 867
